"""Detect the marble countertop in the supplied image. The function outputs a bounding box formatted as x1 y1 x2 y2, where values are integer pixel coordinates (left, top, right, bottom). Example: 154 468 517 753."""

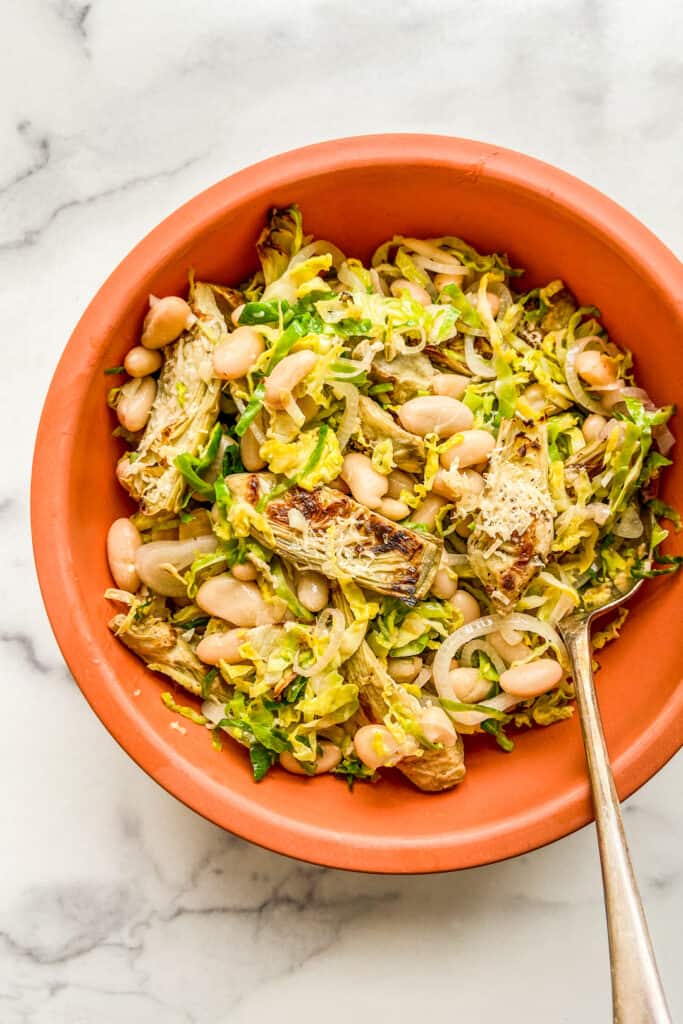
2 1 681 1021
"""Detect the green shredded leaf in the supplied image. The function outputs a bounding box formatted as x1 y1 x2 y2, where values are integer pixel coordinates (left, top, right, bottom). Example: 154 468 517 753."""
161 692 208 725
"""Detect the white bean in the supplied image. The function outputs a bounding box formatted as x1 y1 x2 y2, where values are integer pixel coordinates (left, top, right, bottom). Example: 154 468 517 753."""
420 706 457 747
141 295 193 349
489 631 529 664
478 291 500 318
296 571 329 612
353 724 400 770
196 574 286 626
575 350 618 387
106 518 142 591
387 656 423 684
440 429 495 470
135 535 218 597
432 467 484 500
499 658 563 698
432 373 470 399
231 562 257 581
196 628 251 665
378 497 410 521
279 741 341 776
447 666 491 703
386 469 414 500
449 590 481 624
264 350 317 409
390 278 431 306
431 566 457 600
213 326 265 380
582 413 609 443
116 377 157 432
124 346 163 378
341 453 388 510
412 493 447 529
398 396 474 438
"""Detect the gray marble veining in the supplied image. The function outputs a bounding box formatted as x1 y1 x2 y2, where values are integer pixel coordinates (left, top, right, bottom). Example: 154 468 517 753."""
1 1 681 1021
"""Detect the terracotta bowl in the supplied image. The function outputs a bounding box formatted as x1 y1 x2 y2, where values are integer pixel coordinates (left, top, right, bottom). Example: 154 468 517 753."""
31 135 683 873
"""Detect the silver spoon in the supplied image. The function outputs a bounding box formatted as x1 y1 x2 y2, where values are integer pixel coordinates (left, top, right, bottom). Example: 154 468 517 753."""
558 554 672 1023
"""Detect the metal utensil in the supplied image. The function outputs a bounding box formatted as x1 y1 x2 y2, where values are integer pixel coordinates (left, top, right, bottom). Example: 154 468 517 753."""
558 551 672 1023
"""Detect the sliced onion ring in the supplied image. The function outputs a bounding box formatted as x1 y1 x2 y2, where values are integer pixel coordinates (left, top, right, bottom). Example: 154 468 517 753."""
331 382 360 452
293 608 345 678
433 613 567 698
464 335 497 379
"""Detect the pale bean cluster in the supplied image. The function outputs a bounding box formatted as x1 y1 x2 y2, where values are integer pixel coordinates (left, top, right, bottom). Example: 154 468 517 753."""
113 293 195 434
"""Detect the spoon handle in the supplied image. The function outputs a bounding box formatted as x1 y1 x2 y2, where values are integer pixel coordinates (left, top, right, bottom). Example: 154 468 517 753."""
564 622 671 1024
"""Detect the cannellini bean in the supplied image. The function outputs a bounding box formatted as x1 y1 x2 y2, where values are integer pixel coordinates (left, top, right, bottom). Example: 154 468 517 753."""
575 350 619 387
489 630 529 664
196 628 251 665
387 656 423 684
116 377 157 433
432 373 470 399
582 413 609 443
478 291 500 318
240 413 266 471
106 518 142 591
440 429 496 470
196 574 286 626
432 467 484 500
447 666 491 703
499 658 563 698
141 295 193 349
386 469 414 500
378 497 410 521
213 326 265 381
230 304 245 326
390 278 431 306
449 590 481 624
412 493 447 529
178 509 213 540
434 272 467 290
431 566 457 600
420 706 457 747
264 350 317 409
279 741 341 776
231 562 258 582
341 453 388 510
124 346 163 378
354 724 400 770
398 396 474 438
135 535 218 597
297 571 329 612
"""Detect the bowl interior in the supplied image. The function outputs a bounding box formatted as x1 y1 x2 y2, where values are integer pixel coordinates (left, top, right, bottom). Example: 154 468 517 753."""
33 138 683 872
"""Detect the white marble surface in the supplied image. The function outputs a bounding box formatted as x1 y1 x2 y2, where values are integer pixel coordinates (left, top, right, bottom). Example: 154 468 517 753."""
2 1 682 1020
